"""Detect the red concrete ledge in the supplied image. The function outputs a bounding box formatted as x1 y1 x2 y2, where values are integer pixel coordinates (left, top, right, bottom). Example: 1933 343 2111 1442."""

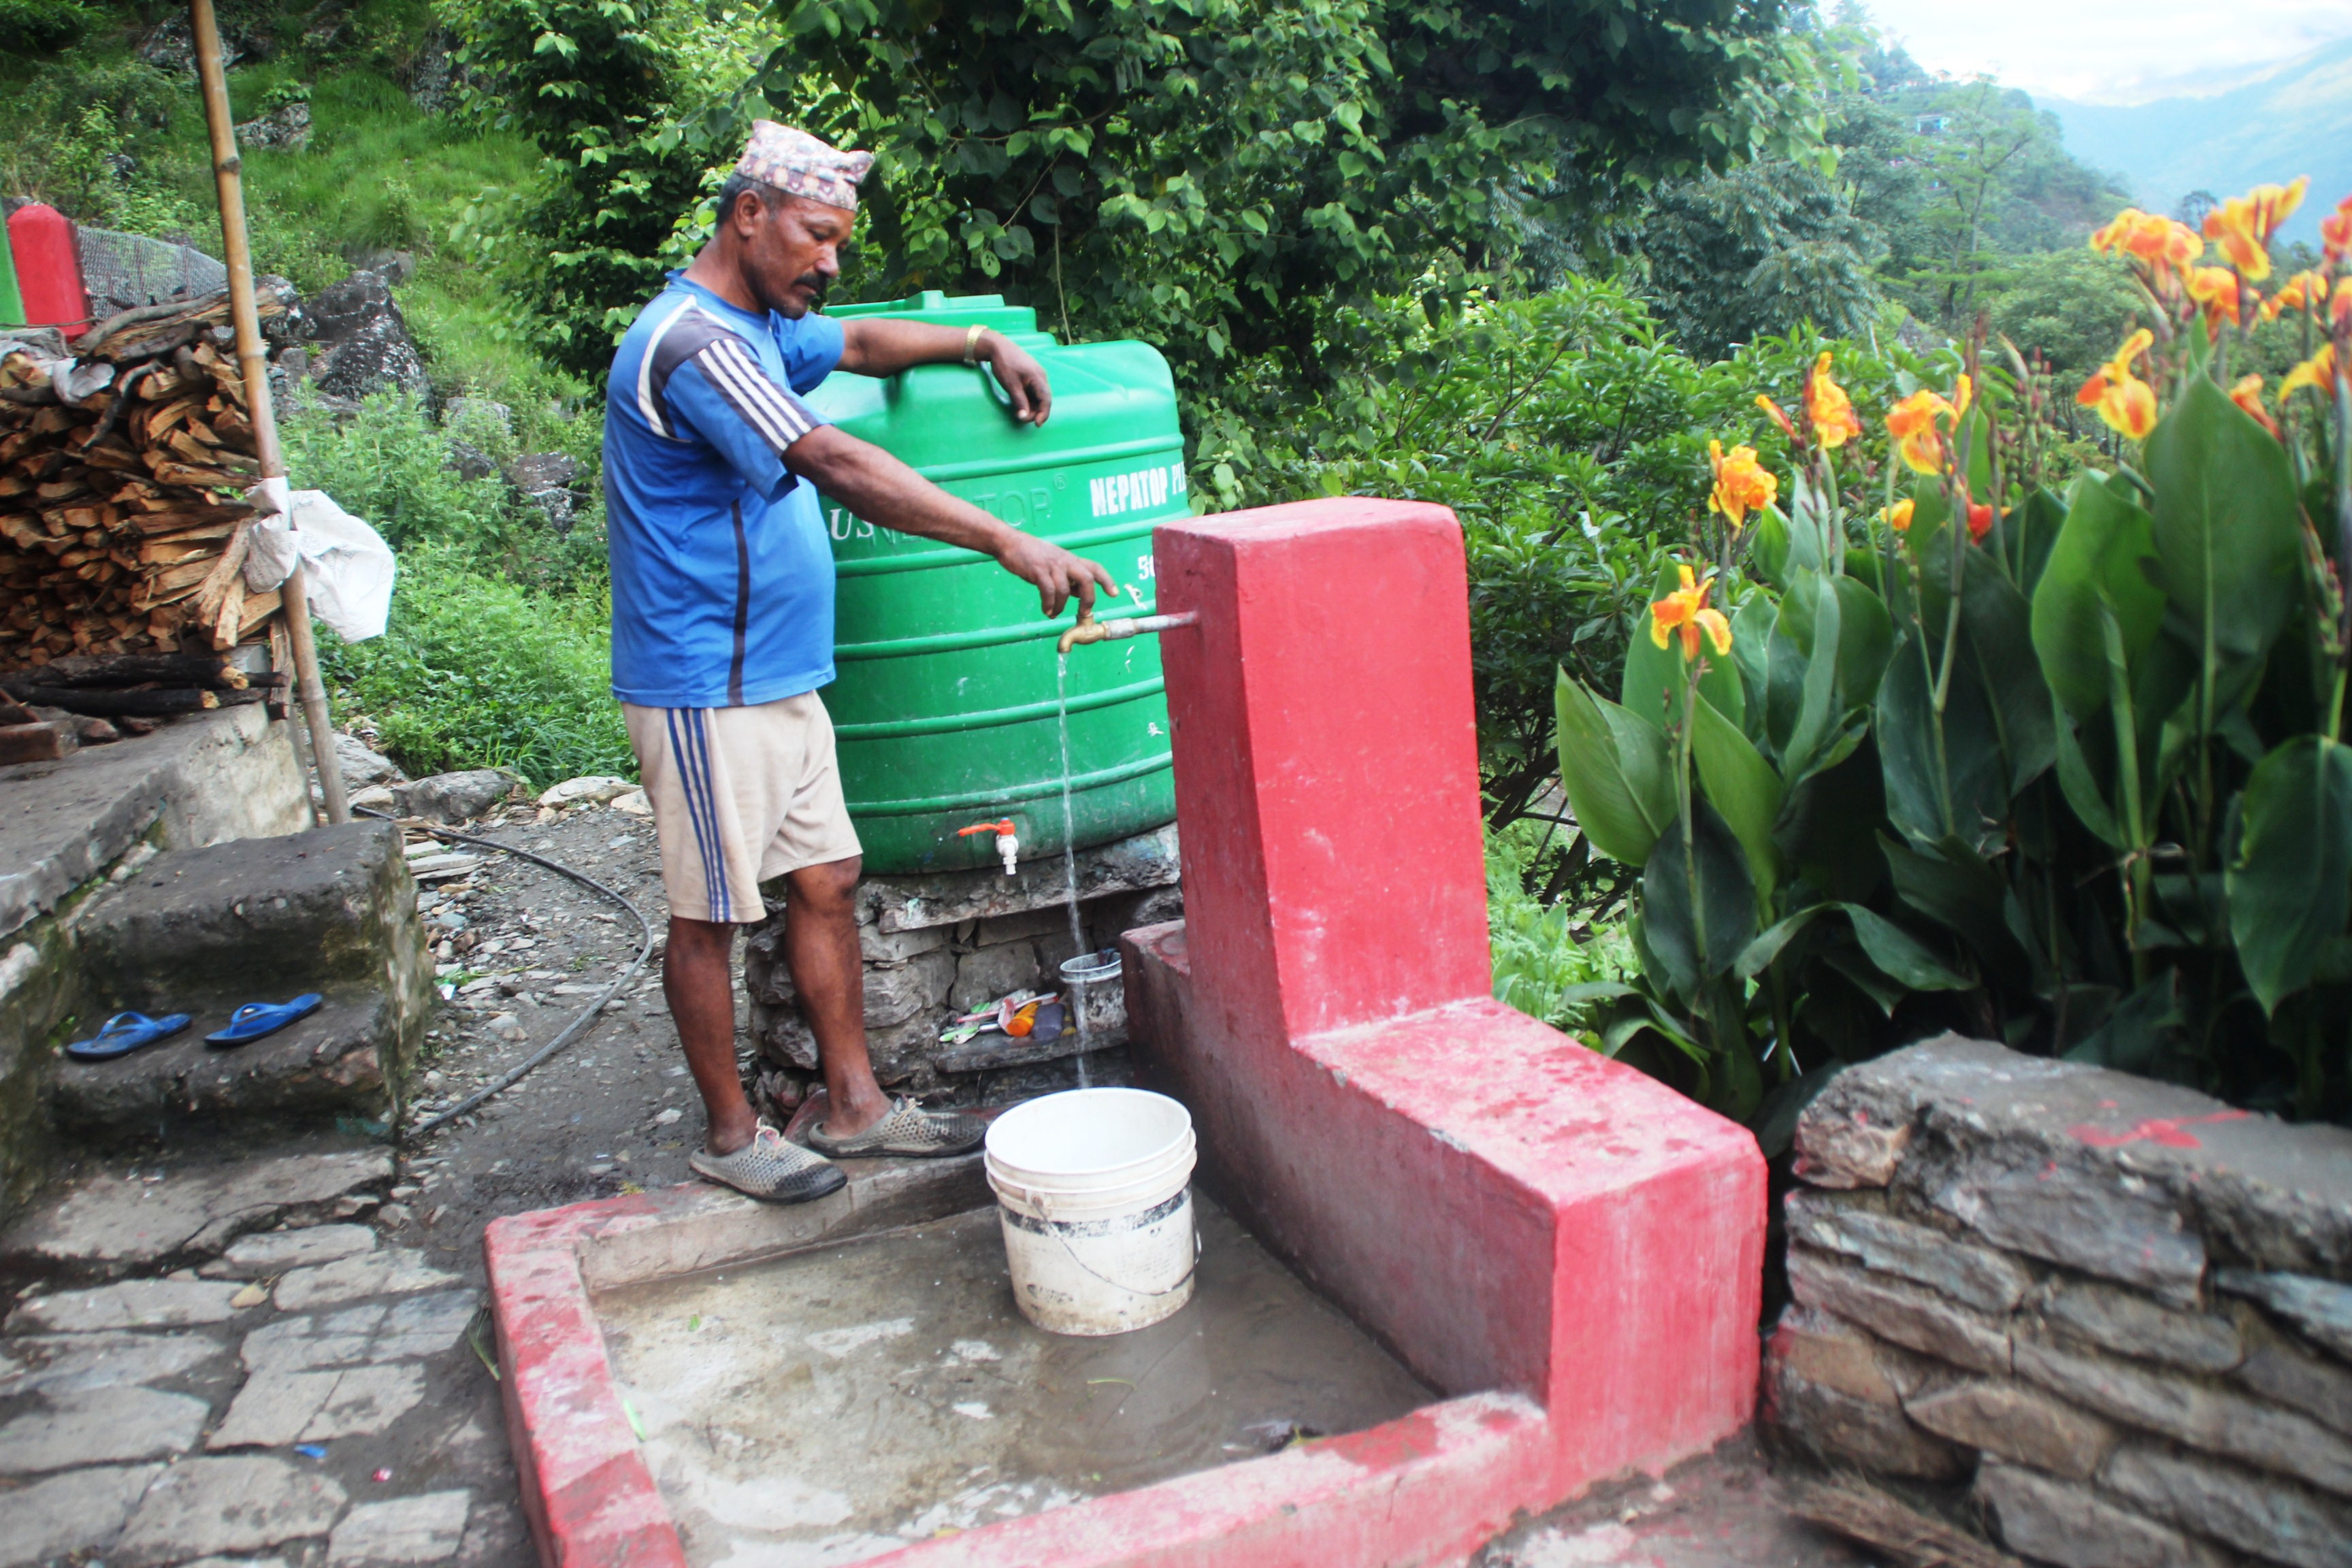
486 1161 990 1568
486 1166 1552 1568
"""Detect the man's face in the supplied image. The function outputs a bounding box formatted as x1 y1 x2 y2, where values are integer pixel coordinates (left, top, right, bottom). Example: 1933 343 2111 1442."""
735 191 853 318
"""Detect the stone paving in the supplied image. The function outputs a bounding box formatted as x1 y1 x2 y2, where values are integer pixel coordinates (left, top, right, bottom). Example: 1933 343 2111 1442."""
1 794 698 1568
0 1148 514 1568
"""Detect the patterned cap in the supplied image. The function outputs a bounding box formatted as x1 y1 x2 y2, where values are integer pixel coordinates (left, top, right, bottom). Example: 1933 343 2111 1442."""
734 121 874 212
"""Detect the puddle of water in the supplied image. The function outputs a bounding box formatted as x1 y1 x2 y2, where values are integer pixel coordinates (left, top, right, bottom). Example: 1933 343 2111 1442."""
595 1196 1434 1567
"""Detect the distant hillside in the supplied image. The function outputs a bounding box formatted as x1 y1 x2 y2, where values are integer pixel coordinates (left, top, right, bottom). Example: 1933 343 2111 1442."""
2039 35 2352 247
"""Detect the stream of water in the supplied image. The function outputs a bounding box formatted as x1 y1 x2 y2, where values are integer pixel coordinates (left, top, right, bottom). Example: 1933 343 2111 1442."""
1055 654 1091 1087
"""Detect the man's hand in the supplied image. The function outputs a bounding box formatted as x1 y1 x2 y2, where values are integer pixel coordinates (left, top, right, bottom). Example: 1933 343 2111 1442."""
985 337 1052 426
994 529 1116 619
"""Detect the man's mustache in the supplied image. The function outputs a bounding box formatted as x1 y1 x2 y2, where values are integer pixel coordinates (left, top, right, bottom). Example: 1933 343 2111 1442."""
794 273 828 301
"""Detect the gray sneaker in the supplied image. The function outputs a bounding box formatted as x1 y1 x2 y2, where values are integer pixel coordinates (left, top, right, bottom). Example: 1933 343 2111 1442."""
689 1122 847 1203
806 1097 986 1159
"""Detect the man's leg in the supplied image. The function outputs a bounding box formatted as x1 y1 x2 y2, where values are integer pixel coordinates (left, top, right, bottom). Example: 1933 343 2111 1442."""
779 855 892 1139
664 915 760 1155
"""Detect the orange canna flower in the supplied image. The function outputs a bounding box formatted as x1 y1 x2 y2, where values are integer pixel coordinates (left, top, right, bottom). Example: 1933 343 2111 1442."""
2282 344 2344 400
1963 493 1994 542
2230 374 2282 438
1650 563 1733 663
1708 440 1778 532
1886 389 1957 474
2202 178 2306 282
1882 498 1914 534
1755 394 1799 443
2185 266 2243 337
2337 277 2352 332
2076 329 2159 440
2263 270 2330 321
1805 353 1863 448
1953 373 1973 419
2325 198 2352 265
2091 208 2202 287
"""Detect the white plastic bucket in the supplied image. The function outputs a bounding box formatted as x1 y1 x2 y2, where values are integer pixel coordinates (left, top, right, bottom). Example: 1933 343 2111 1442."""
983 1088 1198 1336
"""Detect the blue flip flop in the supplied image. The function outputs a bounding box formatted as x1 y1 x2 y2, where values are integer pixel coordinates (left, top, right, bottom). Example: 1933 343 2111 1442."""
67 1011 191 1061
206 994 323 1047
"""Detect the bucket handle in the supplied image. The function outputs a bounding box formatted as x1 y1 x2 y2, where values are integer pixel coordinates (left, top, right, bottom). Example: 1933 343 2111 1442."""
1043 1220 1202 1301
1022 1186 1200 1301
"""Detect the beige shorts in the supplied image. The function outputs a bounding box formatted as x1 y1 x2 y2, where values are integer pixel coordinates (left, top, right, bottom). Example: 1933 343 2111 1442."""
622 693 862 924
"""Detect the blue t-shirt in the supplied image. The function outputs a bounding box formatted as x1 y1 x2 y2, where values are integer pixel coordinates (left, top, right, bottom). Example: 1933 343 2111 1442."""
603 276 846 708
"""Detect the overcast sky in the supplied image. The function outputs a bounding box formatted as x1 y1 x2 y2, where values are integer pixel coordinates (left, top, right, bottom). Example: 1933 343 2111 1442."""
1860 0 2352 103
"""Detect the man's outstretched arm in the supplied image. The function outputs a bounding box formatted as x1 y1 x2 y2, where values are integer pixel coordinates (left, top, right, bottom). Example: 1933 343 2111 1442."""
784 426 1112 618
836 317 1053 426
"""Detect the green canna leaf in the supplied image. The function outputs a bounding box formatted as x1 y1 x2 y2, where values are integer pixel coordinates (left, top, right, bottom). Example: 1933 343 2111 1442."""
2226 735 2352 1017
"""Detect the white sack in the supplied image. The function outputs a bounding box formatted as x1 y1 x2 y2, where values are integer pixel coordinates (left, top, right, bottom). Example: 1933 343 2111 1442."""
240 487 397 642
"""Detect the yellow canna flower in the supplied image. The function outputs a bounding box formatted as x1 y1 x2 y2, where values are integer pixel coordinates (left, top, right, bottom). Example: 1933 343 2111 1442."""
2185 266 2243 337
1708 440 1778 532
1885 389 1957 474
2076 329 2159 440
1755 394 1799 443
2261 270 2328 321
2230 374 2281 439
2202 178 2308 282
1805 353 1863 448
2282 344 2343 400
1650 563 1733 663
1882 498 1914 534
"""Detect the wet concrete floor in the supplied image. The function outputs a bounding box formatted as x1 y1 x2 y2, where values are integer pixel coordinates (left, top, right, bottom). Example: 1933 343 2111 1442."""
595 1196 1435 1567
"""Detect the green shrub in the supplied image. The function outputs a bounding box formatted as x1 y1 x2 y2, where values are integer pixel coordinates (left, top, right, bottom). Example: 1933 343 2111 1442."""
320 544 629 787
283 392 511 552
0 0 91 54
1193 278 1888 852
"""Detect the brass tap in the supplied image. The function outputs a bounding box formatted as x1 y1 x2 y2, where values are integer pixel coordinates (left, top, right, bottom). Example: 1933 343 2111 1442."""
1056 587 1196 655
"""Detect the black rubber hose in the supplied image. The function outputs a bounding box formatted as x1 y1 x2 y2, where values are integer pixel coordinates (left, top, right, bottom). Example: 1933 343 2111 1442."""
357 806 657 1137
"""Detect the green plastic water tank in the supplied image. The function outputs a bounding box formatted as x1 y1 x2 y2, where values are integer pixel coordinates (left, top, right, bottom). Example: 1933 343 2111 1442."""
804 291 1186 875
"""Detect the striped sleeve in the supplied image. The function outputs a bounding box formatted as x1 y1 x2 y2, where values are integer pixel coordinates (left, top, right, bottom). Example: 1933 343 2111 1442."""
645 306 832 500
692 336 826 453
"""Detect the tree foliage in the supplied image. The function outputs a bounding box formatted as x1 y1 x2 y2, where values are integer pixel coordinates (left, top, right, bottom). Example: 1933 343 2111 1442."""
755 0 1831 395
447 0 773 380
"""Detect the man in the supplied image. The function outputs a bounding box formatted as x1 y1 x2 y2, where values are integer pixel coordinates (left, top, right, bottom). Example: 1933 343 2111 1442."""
604 122 1115 1203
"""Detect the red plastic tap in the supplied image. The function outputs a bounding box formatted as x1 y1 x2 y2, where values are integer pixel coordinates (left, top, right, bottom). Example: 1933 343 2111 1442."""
958 819 1021 875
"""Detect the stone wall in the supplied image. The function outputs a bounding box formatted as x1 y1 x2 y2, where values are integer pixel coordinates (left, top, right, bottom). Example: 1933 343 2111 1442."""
1765 1034 2352 1568
743 825 1180 1102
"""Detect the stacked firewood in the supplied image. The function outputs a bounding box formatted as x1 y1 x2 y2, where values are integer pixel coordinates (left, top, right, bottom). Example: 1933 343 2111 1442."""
0 651 288 763
0 284 296 674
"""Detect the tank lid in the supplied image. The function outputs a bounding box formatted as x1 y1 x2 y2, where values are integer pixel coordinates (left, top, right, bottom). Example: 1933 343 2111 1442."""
826 291 1043 336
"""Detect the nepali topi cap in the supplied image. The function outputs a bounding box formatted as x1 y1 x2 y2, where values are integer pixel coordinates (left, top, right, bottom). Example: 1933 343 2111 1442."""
736 121 875 212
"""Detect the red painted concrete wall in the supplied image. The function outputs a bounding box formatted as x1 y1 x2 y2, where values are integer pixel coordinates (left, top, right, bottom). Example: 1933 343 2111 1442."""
1132 497 1767 1501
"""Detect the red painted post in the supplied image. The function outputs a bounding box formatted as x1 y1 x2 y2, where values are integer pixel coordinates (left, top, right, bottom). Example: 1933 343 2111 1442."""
6 204 91 331
1153 498 1494 1044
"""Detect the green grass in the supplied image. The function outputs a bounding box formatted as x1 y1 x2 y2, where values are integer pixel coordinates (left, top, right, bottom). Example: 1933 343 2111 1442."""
318 542 629 789
1487 823 1635 1041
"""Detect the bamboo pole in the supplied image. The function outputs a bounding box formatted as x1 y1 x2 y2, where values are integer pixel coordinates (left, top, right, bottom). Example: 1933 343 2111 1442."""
189 0 349 824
